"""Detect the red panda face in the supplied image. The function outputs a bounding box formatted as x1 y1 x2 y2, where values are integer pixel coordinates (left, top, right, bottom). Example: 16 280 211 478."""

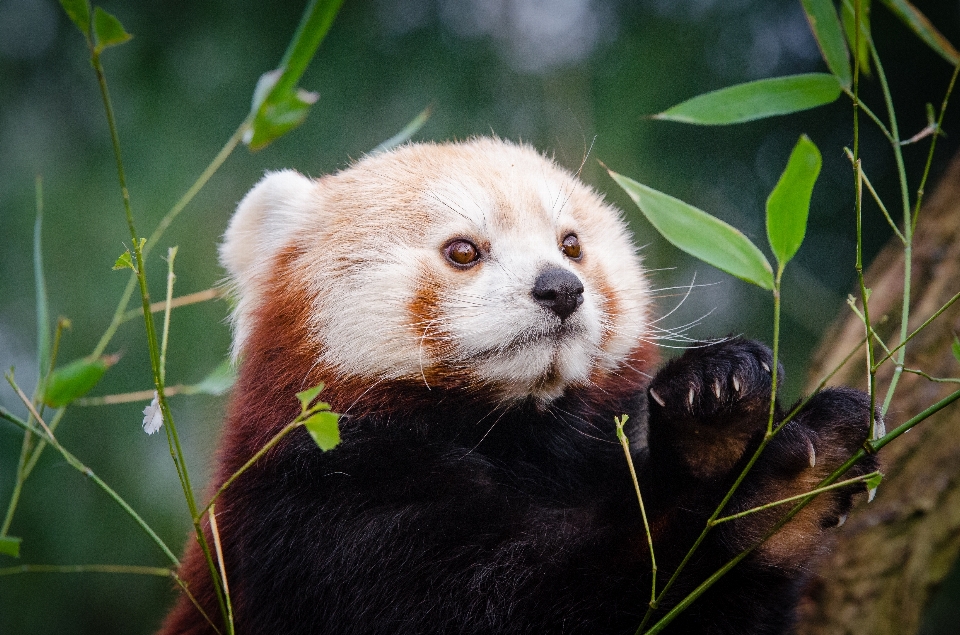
221 138 650 404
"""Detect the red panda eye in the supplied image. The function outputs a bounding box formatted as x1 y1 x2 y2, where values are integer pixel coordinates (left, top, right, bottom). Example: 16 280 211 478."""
445 240 480 267
561 234 582 260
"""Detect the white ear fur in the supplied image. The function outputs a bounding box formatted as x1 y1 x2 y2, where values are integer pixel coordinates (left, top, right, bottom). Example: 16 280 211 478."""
220 169 318 359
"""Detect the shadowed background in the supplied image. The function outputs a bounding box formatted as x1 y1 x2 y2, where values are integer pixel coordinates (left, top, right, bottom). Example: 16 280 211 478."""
1 0 958 632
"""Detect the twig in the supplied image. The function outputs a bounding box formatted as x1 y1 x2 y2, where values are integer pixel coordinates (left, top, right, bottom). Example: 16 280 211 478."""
710 472 881 525
208 505 234 635
615 416 657 610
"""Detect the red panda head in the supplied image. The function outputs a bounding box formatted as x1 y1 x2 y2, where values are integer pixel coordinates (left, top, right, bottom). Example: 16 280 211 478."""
221 138 651 406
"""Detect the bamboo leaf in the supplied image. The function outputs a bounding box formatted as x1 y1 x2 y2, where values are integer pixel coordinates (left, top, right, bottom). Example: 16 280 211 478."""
43 356 117 408
34 177 51 380
841 0 872 76
303 411 340 451
766 135 822 268
952 333 960 364
370 106 433 156
800 0 852 87
92 7 132 54
865 472 883 489
296 384 326 414
609 171 774 290
878 0 960 65
58 0 91 38
246 80 318 151
112 250 134 272
182 361 236 396
654 74 843 126
0 536 22 558
244 0 345 150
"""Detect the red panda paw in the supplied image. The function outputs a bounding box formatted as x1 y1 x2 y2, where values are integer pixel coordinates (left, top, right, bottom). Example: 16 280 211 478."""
647 337 781 481
720 388 880 565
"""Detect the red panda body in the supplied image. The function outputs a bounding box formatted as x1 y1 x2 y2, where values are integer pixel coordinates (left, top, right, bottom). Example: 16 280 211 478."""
159 139 875 635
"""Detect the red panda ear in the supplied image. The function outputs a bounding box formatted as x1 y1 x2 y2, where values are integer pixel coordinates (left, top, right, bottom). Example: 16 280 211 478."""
220 169 318 359
220 170 317 282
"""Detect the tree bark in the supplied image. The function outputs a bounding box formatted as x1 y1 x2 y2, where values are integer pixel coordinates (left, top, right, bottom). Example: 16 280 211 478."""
794 152 960 635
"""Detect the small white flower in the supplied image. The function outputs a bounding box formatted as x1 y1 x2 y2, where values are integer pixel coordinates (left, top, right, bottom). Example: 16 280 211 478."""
142 392 163 435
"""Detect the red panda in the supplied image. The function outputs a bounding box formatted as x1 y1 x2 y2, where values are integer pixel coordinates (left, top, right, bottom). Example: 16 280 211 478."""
159 138 876 635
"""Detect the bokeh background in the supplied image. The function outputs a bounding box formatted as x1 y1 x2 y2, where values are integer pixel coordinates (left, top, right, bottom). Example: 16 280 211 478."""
1 0 959 632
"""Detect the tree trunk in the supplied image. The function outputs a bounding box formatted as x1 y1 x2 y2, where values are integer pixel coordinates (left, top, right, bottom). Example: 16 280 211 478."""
794 153 960 635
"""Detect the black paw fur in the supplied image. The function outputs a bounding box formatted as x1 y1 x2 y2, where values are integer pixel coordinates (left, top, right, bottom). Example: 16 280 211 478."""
646 338 782 481
758 387 880 528
648 337 781 431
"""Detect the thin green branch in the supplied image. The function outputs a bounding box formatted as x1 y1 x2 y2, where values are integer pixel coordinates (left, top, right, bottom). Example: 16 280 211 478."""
34 175 50 380
144 121 250 258
868 38 913 419
174 573 224 635
912 61 960 233
1 431 32 537
160 247 178 385
0 564 172 576
710 472 881 525
89 47 229 627
854 157 879 438
845 298 892 355
615 416 657 613
901 368 960 384
843 148 905 243
120 288 224 324
872 290 960 370
842 87 894 142
209 505 235 635
768 272 783 436
76 386 183 406
200 421 304 517
21 408 66 480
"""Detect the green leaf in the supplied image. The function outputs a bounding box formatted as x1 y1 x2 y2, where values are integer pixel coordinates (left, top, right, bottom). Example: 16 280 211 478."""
370 106 433 156
609 171 774 290
296 383 326 413
0 535 22 558
800 0 853 87
246 82 319 151
303 411 340 451
841 0 872 76
951 333 960 364
92 7 132 54
878 0 960 65
271 0 345 104
58 0 91 37
766 135 822 268
113 250 134 271
43 356 115 408
34 177 51 381
182 361 236 396
865 472 884 490
244 0 345 150
654 74 843 126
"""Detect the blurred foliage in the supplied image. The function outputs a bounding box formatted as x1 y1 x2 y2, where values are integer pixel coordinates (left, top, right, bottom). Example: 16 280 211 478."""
0 0 958 633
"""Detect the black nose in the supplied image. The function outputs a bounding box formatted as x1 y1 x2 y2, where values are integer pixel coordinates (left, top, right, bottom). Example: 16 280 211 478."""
532 266 584 321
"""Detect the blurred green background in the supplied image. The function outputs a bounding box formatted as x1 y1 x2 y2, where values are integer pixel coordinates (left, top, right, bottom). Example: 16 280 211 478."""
1 0 959 633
